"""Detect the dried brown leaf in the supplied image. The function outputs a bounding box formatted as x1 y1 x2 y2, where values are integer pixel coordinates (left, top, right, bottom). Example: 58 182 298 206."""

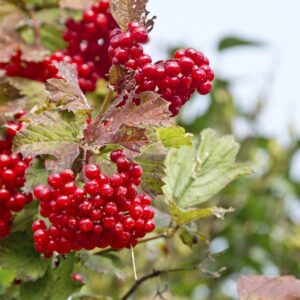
85 91 172 152
238 275 300 300
46 62 90 112
109 0 149 31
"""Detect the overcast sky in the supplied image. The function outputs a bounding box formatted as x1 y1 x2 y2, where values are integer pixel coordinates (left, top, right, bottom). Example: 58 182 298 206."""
146 0 300 144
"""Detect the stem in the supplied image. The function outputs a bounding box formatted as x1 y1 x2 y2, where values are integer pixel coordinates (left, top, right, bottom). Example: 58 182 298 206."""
100 88 114 114
130 246 138 280
94 229 176 256
120 266 198 300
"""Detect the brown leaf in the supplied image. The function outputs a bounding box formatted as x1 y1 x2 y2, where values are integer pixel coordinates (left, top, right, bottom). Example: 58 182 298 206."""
85 91 172 152
0 12 48 62
238 275 300 300
46 62 91 112
59 0 95 10
109 0 149 31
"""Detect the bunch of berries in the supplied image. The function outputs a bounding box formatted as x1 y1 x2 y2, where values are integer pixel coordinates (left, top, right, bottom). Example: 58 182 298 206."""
32 149 155 257
0 0 119 92
0 111 32 237
108 22 214 115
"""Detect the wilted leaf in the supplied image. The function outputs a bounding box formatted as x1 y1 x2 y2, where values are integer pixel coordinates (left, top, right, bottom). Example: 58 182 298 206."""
85 91 172 153
237 275 300 300
109 0 148 31
46 62 90 112
0 232 50 280
14 111 84 171
80 251 125 280
23 158 50 193
168 201 234 226
163 129 252 208
20 253 81 300
218 36 262 51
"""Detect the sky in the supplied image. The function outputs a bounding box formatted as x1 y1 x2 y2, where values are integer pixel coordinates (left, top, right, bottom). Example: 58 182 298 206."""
146 0 300 144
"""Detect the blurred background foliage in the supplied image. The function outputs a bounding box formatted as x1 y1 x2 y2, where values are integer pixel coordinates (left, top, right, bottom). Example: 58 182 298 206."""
1 0 300 299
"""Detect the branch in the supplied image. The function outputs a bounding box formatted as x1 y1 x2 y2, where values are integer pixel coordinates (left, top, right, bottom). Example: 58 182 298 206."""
120 266 198 300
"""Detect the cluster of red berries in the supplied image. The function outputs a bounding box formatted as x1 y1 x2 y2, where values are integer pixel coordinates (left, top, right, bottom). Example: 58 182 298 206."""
0 111 32 237
108 22 214 115
32 150 155 257
0 0 118 92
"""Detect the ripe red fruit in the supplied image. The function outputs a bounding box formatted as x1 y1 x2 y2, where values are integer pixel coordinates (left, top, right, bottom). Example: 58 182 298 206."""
85 164 101 179
32 149 155 256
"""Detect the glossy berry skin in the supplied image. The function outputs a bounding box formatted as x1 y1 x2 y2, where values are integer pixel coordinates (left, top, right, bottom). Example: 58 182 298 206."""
108 22 214 116
0 112 31 238
32 149 155 257
0 0 119 93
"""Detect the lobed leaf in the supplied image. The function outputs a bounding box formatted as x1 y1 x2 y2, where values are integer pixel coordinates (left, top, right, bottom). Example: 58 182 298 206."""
168 201 234 226
85 91 172 153
46 62 91 112
156 126 193 148
14 111 84 171
163 129 252 208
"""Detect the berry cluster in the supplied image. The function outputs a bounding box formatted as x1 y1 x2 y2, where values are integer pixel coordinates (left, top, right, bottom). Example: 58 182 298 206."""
0 0 118 92
32 150 155 256
0 111 32 237
108 22 214 115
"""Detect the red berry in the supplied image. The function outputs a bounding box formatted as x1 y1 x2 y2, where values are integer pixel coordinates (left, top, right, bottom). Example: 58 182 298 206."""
85 164 101 179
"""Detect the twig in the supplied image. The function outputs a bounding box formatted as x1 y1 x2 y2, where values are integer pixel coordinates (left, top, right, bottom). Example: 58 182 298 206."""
94 230 176 256
130 246 138 280
120 266 198 300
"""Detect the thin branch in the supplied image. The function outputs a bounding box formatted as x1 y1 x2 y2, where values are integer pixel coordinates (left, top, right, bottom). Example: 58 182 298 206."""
120 266 198 300
94 229 177 256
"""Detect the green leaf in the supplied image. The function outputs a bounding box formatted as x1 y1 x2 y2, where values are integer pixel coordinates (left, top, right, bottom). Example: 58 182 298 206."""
218 36 262 51
20 253 81 300
153 207 172 229
11 201 39 233
168 201 234 226
156 126 193 148
179 225 208 248
40 24 66 52
23 158 50 193
135 143 166 195
0 269 16 288
14 111 84 171
0 76 46 124
0 232 50 280
80 251 125 280
163 129 252 208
